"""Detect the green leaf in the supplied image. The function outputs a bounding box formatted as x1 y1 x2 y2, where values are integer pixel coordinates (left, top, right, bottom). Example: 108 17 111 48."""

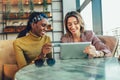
29 0 34 13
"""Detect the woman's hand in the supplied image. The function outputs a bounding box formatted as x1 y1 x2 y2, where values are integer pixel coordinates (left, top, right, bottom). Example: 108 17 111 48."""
34 43 52 60
42 43 52 55
83 45 97 58
32 43 52 63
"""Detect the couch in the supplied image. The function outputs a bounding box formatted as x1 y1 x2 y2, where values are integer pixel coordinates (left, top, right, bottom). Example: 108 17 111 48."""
0 35 119 80
0 40 18 80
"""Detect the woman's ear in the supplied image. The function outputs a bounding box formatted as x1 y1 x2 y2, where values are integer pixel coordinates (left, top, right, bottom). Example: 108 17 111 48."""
31 23 35 29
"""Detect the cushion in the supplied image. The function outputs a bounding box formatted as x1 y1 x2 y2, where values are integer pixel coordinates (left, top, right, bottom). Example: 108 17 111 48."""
0 40 16 64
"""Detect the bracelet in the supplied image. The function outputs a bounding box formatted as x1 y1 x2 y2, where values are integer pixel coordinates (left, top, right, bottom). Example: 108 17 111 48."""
41 52 46 58
93 51 98 57
99 51 104 57
95 51 104 58
31 52 45 64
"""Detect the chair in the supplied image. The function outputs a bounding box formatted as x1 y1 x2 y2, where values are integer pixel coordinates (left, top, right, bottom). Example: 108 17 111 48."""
97 35 119 57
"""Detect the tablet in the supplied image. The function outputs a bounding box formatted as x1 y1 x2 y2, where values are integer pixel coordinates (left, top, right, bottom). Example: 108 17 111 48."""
60 42 91 59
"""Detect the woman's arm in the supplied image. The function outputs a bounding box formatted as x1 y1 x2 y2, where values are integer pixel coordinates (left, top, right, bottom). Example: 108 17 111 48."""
13 40 27 69
83 31 112 58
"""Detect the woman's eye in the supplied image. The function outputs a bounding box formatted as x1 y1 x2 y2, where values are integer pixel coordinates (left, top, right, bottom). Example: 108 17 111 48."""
67 21 78 26
41 24 47 27
74 22 78 25
67 23 72 26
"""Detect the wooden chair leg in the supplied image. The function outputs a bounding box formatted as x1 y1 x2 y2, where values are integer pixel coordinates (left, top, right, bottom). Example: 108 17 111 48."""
3 64 18 80
2 65 4 80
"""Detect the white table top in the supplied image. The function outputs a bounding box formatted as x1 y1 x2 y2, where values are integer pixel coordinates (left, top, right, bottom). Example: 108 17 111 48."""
15 57 120 80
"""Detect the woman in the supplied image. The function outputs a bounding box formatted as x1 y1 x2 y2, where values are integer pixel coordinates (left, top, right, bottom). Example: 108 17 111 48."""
13 12 52 69
61 11 112 58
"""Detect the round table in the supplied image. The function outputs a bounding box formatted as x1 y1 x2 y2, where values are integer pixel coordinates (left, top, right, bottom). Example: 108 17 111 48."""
15 57 120 80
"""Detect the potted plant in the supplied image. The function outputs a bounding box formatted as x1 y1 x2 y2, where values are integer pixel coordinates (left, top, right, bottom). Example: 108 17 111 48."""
43 0 48 12
43 0 51 17
29 0 34 13
18 0 24 18
5 0 11 19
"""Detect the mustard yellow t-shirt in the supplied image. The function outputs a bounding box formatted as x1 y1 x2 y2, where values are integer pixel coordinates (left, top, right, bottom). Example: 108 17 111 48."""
13 32 51 69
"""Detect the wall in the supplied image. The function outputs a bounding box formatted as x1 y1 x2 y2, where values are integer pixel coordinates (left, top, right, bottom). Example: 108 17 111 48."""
0 0 63 59
0 0 63 40
0 0 79 59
